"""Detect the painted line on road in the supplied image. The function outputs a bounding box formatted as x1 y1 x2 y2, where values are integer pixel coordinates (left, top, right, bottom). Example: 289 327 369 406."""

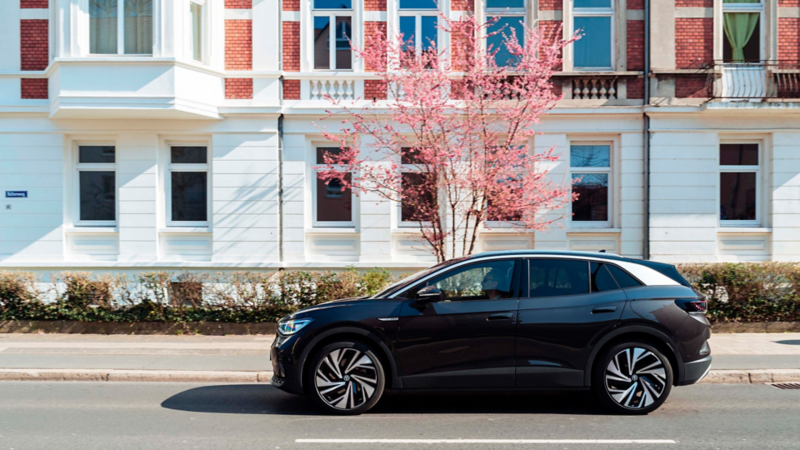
296 439 677 444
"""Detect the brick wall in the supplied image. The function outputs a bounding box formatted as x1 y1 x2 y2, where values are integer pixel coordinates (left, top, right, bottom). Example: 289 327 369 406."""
778 18 800 60
225 0 252 7
364 22 387 71
20 0 48 8
20 20 48 71
627 0 644 9
283 0 300 10
451 0 474 10
364 80 387 100
779 0 800 5
225 79 254 99
539 0 561 9
539 21 563 70
283 22 301 71
627 78 644 99
364 0 386 10
676 0 712 6
627 20 644 71
283 79 301 100
675 77 708 98
675 18 713 69
225 20 252 70
20 79 48 99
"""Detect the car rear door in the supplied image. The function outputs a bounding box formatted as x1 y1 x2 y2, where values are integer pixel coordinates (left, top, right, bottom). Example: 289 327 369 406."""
395 258 522 389
515 258 627 388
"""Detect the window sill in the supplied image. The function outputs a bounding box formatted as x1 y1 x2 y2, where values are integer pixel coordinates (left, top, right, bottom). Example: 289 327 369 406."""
158 227 212 235
305 228 358 235
717 227 772 234
566 228 621 234
64 227 119 235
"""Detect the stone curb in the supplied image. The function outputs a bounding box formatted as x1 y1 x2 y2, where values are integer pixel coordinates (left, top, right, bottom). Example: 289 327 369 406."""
0 369 797 383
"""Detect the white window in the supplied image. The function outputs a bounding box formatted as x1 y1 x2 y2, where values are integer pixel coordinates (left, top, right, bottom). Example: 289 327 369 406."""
89 0 154 55
313 147 354 227
313 0 353 70
75 145 117 227
167 146 210 227
485 0 525 67
188 0 207 63
572 0 613 70
398 0 438 57
399 147 435 226
569 143 612 226
722 0 763 63
719 143 760 226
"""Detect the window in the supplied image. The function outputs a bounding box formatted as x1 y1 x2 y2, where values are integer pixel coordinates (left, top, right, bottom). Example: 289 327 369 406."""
529 259 589 298
719 143 759 225
570 144 611 225
313 0 353 70
590 262 618 292
418 260 518 301
400 148 436 225
76 146 117 226
486 0 525 67
722 0 762 63
606 264 641 289
188 0 206 63
399 0 438 57
572 0 613 70
89 0 153 55
168 146 209 226
314 147 354 226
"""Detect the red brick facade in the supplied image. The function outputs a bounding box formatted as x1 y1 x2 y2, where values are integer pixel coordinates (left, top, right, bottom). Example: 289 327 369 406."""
364 0 386 10
225 0 252 7
283 79 301 100
20 0 49 8
225 20 252 70
364 80 387 100
283 0 300 11
675 18 713 69
364 22 387 71
451 0 474 11
627 78 644 99
676 0 712 6
778 18 800 60
627 20 644 71
225 79 253 99
283 22 301 71
675 77 707 98
20 20 49 71
539 0 562 10
627 0 644 9
539 21 563 71
779 0 800 5
21 78 48 99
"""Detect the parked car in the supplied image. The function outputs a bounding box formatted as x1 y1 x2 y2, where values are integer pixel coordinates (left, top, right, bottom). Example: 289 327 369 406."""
270 250 712 415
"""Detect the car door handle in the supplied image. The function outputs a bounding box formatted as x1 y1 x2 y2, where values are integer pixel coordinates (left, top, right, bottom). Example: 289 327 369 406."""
592 306 618 314
487 312 514 321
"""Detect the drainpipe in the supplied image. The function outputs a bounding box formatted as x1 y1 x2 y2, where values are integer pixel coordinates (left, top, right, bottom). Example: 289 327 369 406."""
643 0 651 260
278 0 285 264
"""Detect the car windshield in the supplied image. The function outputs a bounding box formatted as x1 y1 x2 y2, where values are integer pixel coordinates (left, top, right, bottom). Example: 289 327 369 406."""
371 257 467 298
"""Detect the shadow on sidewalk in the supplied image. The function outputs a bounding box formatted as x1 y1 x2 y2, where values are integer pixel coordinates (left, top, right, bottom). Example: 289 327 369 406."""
776 340 800 346
160 385 606 416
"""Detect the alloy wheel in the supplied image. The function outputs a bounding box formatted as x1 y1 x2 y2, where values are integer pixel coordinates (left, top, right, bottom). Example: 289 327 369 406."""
604 347 667 409
314 348 379 410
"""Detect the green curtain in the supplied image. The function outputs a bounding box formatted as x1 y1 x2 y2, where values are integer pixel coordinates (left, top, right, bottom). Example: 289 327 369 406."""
723 0 760 62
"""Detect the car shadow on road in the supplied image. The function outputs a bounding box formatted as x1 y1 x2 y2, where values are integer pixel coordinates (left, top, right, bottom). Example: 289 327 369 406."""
776 340 800 346
161 385 607 416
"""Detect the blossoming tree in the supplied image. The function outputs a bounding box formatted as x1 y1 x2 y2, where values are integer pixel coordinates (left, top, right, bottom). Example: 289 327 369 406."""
318 15 577 262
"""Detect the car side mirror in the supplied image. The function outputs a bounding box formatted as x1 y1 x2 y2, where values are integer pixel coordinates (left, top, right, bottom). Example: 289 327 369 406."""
415 286 443 304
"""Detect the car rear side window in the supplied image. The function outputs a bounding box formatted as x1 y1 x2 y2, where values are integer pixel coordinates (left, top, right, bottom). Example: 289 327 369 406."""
529 259 589 298
606 264 642 288
590 262 619 292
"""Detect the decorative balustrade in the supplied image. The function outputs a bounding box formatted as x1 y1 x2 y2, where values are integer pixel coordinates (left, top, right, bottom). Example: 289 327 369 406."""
571 77 618 100
308 79 357 100
706 61 800 100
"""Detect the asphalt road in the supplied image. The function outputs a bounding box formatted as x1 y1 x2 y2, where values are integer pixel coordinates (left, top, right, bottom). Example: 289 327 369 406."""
1 382 799 450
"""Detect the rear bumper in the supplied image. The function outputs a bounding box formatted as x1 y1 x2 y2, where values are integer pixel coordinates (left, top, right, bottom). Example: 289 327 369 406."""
678 355 713 386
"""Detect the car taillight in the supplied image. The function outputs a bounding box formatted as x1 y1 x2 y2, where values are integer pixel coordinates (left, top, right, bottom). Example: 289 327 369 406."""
676 298 707 313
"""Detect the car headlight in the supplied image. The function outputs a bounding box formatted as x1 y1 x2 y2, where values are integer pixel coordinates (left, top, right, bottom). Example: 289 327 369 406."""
278 318 313 336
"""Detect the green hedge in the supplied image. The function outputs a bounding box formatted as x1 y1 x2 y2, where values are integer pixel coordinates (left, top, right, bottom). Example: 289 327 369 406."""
1 263 799 324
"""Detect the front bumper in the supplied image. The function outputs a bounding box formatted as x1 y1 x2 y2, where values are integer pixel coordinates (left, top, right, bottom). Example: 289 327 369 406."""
270 333 305 395
678 355 713 386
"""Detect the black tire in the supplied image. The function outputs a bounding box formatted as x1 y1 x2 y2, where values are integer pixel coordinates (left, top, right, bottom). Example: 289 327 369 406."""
592 340 673 415
307 340 385 415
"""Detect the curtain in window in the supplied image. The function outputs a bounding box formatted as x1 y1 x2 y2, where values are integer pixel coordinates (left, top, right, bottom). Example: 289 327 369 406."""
90 0 118 54
723 0 760 63
124 0 153 54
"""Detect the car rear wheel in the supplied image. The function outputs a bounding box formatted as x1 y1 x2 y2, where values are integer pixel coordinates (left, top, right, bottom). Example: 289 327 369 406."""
308 340 385 415
593 340 673 415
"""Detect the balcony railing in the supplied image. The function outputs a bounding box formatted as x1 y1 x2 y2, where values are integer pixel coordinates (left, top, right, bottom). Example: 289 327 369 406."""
706 61 800 100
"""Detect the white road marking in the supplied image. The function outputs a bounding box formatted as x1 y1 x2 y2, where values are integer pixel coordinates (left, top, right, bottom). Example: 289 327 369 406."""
296 439 677 444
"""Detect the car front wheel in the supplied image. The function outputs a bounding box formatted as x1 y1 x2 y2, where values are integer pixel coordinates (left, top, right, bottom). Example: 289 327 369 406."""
308 340 385 415
593 341 673 415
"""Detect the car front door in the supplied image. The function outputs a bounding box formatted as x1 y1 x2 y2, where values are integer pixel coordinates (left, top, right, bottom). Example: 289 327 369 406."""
515 258 628 388
395 258 521 389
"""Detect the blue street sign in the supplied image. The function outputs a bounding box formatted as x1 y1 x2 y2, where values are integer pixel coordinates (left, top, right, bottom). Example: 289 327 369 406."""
5 191 28 198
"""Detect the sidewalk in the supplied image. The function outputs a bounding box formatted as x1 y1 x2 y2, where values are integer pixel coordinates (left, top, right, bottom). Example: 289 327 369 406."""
0 332 798 383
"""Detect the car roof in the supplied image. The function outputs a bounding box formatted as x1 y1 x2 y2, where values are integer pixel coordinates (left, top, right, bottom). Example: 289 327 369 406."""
468 250 629 262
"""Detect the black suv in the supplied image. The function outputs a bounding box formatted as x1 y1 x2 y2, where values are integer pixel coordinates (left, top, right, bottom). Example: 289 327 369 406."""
271 251 712 415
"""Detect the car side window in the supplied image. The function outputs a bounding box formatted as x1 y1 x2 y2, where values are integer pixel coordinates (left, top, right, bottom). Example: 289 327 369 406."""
606 264 642 288
529 259 589 298
417 260 518 301
590 262 619 292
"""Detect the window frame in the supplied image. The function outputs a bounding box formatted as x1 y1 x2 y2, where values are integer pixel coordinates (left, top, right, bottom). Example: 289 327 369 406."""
484 0 526 67
312 0 355 71
571 1 615 71
87 0 155 56
397 147 434 228
721 0 764 63
312 146 356 228
74 143 118 228
568 141 613 228
397 0 440 58
404 258 522 302
166 144 211 228
187 0 208 64
718 140 762 227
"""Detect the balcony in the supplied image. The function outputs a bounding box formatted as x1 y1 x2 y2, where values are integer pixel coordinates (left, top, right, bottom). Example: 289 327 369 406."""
706 61 800 101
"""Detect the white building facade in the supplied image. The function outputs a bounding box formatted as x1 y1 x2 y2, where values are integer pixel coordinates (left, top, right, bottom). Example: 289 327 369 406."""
1 0 799 275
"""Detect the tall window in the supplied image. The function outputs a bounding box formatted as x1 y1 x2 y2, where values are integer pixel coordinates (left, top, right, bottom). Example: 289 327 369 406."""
77 146 117 226
89 0 153 55
570 144 611 225
189 0 206 63
314 147 354 226
399 0 438 56
400 148 435 225
722 0 762 63
486 0 525 67
572 0 613 70
719 143 759 225
168 147 209 226
313 0 353 70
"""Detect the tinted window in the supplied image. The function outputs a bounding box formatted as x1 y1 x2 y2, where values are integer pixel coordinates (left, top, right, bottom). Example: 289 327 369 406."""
529 259 589 298
590 262 619 292
79 146 116 163
79 171 115 221
171 147 207 164
420 260 517 301
607 265 642 289
171 172 207 222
